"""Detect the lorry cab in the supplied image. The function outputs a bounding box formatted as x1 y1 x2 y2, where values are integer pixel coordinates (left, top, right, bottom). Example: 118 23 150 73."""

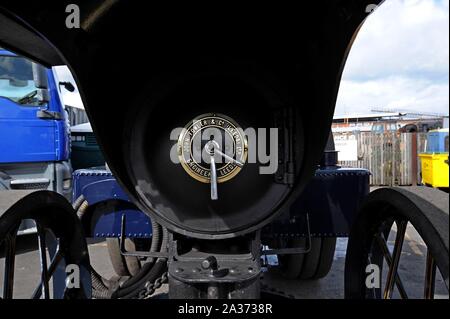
0 49 72 231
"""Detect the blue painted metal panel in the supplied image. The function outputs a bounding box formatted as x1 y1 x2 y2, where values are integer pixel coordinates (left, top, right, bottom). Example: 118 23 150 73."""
72 169 152 238
47 69 70 161
0 97 57 162
262 166 371 238
75 166 370 240
0 50 69 163
426 130 449 153
0 49 16 57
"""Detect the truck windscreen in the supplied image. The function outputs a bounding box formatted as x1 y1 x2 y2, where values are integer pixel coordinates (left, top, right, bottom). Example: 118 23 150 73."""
0 55 39 106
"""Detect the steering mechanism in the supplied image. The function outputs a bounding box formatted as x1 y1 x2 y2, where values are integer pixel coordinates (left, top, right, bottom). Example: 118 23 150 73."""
205 140 245 200
206 141 219 200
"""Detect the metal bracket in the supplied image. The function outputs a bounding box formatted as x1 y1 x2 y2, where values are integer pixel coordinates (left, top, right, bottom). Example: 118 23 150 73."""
119 214 168 259
168 231 262 285
274 107 296 186
262 213 312 256
36 110 63 120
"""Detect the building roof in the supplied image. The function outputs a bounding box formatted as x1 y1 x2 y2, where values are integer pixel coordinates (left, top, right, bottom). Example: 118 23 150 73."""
333 112 404 120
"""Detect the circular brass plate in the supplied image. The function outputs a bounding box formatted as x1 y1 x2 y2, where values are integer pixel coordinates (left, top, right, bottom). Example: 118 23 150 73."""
177 113 248 183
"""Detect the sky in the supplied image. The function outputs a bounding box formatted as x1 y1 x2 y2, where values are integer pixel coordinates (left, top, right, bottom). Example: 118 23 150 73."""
335 0 449 116
55 0 449 117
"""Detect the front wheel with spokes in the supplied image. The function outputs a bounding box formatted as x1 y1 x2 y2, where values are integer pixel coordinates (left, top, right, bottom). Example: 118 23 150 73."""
0 190 91 299
345 187 449 299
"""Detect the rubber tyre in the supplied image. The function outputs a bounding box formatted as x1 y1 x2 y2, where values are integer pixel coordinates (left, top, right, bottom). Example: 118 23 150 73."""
298 238 322 279
313 237 337 279
106 238 141 277
124 239 141 276
279 238 306 279
278 237 336 280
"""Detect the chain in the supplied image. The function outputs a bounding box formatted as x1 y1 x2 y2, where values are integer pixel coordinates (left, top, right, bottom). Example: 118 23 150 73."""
260 278 295 299
136 271 169 299
133 271 295 299
134 272 293 299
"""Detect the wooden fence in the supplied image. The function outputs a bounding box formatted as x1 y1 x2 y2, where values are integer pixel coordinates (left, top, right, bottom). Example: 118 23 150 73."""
335 132 427 186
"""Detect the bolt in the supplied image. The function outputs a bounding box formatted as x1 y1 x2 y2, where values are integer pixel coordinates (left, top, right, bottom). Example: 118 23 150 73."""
201 256 218 270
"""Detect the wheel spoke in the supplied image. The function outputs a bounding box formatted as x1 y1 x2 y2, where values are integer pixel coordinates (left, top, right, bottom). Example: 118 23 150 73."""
32 244 63 299
383 220 407 299
36 224 50 299
375 233 408 299
424 250 436 299
3 228 18 299
367 256 382 298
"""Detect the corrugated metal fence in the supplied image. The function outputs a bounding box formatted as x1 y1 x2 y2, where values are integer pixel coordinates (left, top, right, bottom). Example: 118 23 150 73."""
335 132 427 186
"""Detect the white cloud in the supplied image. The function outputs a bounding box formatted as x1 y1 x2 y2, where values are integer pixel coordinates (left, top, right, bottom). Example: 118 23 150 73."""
337 76 449 114
336 0 449 116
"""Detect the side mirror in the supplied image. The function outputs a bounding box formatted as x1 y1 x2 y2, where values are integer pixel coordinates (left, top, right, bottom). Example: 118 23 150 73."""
59 81 75 92
32 63 48 89
32 63 50 104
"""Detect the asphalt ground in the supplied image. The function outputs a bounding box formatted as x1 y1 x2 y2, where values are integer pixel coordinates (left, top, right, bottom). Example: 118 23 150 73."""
0 225 448 299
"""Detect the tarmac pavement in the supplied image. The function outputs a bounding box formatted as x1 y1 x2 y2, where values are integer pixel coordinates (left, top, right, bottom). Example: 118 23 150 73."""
1 228 448 299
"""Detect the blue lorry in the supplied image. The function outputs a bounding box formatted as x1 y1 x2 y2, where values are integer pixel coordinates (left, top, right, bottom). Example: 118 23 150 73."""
0 49 73 233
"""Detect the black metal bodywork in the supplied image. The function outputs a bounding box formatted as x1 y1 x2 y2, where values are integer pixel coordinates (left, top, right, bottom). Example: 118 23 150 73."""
0 1 381 298
263 167 370 240
0 1 380 238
